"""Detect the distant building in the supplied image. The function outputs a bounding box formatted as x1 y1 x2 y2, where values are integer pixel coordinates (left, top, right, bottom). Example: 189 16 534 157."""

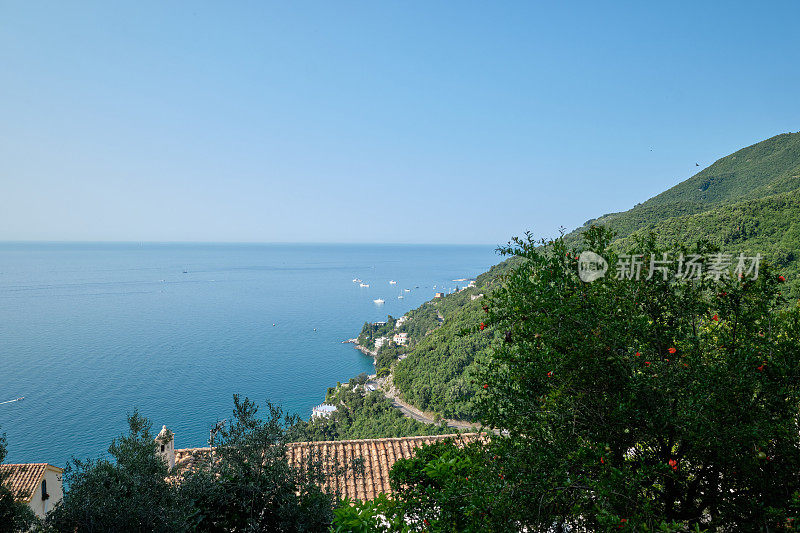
0 463 64 518
434 292 445 298
470 293 484 301
395 316 408 329
374 336 389 349
393 332 408 345
156 425 176 469
373 321 387 326
468 280 476 287
311 404 338 419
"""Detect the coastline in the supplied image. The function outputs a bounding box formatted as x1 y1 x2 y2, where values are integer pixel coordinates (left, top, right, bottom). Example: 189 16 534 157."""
342 338 378 360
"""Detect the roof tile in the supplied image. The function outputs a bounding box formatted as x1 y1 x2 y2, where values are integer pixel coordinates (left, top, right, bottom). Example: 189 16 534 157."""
0 463 60 502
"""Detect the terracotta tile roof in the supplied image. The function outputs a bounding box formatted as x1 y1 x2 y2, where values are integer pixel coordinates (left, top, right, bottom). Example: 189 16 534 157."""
174 433 481 501
0 463 61 503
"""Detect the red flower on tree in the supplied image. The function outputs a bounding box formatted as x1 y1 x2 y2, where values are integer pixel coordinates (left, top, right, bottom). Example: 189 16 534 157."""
547 371 552 378
635 352 641 357
712 314 719 321
779 275 786 282
668 459 678 471
480 322 486 331
668 347 677 354
645 361 651 366
483 383 489 389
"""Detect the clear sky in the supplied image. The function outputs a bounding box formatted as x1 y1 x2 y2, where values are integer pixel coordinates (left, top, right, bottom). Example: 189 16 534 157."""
1 1 798 244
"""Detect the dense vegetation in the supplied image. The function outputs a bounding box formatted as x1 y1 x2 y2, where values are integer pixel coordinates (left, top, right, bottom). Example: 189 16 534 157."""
42 399 338 532
337 227 800 531
294 374 452 442
389 132 800 422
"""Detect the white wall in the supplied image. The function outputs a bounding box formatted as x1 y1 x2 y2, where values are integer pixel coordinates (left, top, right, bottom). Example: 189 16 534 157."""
26 467 63 519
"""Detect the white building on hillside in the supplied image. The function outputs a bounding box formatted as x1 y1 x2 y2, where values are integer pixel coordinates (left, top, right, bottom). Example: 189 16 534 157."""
374 336 389 349
393 332 408 345
312 403 338 419
0 463 63 518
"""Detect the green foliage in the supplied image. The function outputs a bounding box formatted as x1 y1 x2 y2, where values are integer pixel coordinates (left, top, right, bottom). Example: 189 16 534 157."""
294 378 451 442
180 396 335 532
45 411 189 532
389 132 800 427
357 317 397 350
338 227 800 530
568 132 800 298
45 400 337 532
475 227 800 530
0 429 37 533
392 297 491 420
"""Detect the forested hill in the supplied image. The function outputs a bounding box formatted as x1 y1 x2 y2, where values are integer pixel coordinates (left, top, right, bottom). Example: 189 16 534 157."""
354 132 800 425
566 131 800 295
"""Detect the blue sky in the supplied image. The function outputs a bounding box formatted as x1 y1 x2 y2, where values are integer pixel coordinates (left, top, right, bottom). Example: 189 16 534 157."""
1 1 798 244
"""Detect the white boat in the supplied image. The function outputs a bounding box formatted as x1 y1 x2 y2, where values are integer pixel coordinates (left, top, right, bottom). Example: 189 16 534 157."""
398 293 404 299
404 288 411 292
360 283 370 288
373 298 385 304
352 278 362 283
389 280 397 284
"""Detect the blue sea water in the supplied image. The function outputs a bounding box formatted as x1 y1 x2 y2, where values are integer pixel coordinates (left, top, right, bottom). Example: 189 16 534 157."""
0 243 497 466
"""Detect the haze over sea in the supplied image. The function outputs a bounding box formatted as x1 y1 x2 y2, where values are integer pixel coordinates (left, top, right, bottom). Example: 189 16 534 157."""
0 243 496 465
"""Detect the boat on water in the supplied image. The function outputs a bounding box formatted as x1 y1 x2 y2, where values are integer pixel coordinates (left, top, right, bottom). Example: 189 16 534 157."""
360 283 370 288
404 288 411 292
373 298 385 304
398 293 404 299
352 278 362 283
389 280 397 284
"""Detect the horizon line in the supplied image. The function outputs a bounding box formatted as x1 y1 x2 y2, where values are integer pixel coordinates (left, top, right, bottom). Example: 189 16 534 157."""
0 239 503 247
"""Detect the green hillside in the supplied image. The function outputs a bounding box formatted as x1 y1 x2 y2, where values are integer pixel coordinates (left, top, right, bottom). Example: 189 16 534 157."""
383 132 800 423
572 132 800 247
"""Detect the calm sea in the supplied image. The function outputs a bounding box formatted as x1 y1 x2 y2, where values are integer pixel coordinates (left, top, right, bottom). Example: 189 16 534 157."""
0 243 497 465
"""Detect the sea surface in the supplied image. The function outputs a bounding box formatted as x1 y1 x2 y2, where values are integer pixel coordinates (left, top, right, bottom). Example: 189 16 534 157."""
0 243 498 465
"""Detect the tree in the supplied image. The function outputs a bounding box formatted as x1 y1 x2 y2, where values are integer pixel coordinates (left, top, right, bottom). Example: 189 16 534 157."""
476 227 800 530
178 395 336 532
45 398 338 532
335 227 800 531
0 429 37 533
45 411 189 532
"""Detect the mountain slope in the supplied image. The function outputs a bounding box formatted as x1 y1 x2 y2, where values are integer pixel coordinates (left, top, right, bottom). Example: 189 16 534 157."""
574 132 800 245
376 131 800 423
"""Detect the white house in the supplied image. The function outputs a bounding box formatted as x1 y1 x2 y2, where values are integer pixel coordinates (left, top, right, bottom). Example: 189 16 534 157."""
311 403 338 419
393 332 408 346
374 336 389 349
0 463 64 518
395 316 408 328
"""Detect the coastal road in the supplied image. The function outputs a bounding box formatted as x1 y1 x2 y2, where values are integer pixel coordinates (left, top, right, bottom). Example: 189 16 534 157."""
384 388 480 431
